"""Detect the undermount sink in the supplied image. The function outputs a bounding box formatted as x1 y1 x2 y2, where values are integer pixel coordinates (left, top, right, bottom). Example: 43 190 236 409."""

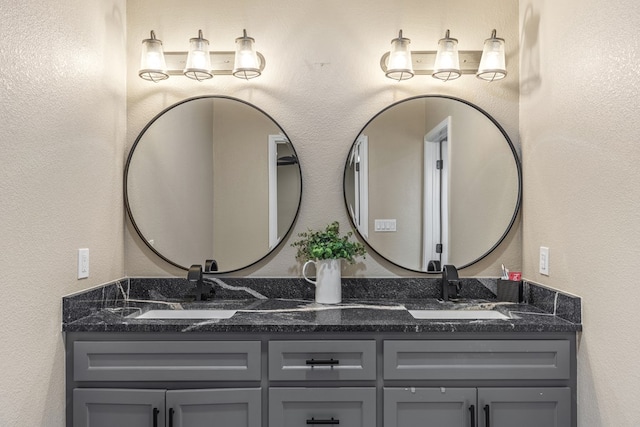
408 309 510 320
134 310 237 319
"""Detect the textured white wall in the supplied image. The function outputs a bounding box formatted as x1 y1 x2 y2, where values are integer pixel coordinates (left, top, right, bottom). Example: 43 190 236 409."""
125 0 521 278
519 1 640 425
0 1 126 426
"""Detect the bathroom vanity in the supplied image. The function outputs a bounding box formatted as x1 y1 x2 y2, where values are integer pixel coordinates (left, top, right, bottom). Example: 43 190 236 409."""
63 278 581 427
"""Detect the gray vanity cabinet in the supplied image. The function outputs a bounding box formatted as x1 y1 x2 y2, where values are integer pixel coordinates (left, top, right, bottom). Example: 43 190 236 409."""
268 341 377 426
268 340 376 381
167 388 262 427
478 387 571 427
66 333 576 427
73 388 260 427
382 340 573 427
73 388 165 427
70 340 262 427
269 387 376 426
383 387 571 427
384 387 477 427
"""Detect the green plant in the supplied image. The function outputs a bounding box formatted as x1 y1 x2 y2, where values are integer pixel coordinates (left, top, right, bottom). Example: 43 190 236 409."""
291 221 366 263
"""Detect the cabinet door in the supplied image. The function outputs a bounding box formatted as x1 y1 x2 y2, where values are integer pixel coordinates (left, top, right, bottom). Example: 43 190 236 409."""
73 388 165 427
384 387 476 427
269 387 376 427
479 387 571 427
166 388 261 427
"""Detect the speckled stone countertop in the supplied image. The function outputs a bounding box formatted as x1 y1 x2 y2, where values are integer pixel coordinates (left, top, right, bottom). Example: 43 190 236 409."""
62 277 582 334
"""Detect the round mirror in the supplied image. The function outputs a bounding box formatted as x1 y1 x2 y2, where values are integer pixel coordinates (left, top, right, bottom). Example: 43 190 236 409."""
344 95 521 272
125 96 302 272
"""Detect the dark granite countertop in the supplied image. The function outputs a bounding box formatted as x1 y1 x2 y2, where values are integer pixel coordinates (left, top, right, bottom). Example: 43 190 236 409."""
63 277 582 334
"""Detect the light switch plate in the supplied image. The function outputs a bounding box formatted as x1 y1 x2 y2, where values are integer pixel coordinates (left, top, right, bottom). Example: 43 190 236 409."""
374 219 396 232
78 248 89 279
539 246 549 276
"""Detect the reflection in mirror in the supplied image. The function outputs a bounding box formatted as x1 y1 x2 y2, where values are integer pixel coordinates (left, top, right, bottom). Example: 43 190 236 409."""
344 96 521 272
125 96 302 272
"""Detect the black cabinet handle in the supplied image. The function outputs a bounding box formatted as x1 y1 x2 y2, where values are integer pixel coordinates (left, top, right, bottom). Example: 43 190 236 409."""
305 358 340 366
484 404 490 427
306 417 339 424
152 408 159 427
169 408 174 427
469 405 475 427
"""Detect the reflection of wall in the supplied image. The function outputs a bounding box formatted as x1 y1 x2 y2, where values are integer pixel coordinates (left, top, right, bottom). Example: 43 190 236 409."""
363 98 519 271
126 0 521 277
366 101 426 269
212 100 273 269
130 100 214 265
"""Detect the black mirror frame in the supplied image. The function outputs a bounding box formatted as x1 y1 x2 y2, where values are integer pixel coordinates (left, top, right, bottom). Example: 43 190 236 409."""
124 95 303 273
342 94 522 273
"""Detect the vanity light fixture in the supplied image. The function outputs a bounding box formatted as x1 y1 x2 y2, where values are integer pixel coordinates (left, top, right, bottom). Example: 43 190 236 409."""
184 29 213 80
380 29 506 82
385 30 414 81
432 30 461 81
138 29 266 82
476 29 507 81
232 29 261 79
139 31 169 82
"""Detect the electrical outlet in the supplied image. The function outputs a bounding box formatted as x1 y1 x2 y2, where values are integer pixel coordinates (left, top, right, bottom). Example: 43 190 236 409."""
539 246 549 276
78 248 89 279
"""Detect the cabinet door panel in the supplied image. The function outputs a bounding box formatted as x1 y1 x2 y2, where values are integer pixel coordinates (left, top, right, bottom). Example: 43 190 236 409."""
479 387 571 427
384 387 476 427
269 387 375 427
73 388 164 427
167 388 261 427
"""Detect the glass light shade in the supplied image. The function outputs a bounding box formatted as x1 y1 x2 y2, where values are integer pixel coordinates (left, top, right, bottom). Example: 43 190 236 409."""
385 30 414 81
233 29 261 79
476 30 507 81
139 31 168 82
432 30 461 81
184 30 213 81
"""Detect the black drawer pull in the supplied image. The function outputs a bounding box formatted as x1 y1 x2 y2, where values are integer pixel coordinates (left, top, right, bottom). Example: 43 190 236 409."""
306 358 340 366
484 404 490 427
169 408 174 427
306 417 339 425
469 405 475 427
153 408 159 427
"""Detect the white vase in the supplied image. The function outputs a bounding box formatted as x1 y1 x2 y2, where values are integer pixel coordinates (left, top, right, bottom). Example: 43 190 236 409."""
302 258 342 304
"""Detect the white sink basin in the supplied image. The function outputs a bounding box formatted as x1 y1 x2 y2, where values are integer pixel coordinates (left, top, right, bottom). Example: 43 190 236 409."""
408 309 509 320
135 310 237 319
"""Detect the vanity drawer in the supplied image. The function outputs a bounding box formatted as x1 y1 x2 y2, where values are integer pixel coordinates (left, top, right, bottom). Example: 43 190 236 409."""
74 341 261 382
384 340 570 380
268 340 376 381
269 387 376 426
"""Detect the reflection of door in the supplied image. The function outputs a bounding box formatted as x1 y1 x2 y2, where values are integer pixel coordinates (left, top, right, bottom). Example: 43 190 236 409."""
350 135 369 238
268 135 289 249
423 117 451 270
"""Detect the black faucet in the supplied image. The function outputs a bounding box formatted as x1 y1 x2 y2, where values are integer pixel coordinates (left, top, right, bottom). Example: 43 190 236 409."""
441 265 462 301
187 264 215 301
204 259 218 273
